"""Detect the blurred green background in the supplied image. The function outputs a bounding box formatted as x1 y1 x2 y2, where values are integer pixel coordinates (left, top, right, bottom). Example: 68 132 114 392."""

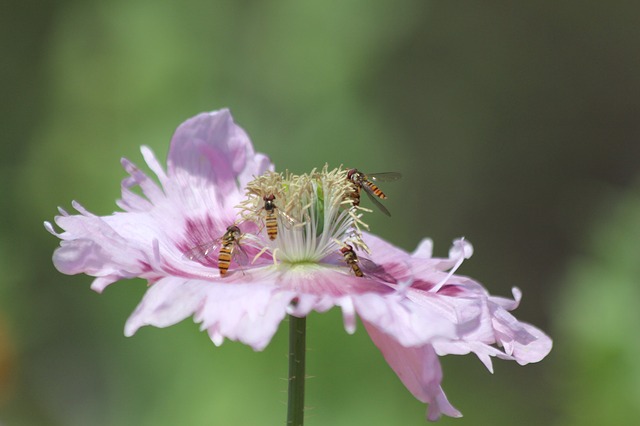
2 0 640 425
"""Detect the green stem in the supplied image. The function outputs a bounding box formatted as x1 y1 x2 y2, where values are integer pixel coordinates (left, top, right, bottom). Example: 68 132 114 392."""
286 315 306 426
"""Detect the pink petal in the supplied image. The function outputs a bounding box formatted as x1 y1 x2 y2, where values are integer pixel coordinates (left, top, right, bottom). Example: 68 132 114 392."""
354 291 459 347
125 276 210 336
166 109 272 209
140 145 168 186
490 287 522 311
49 204 151 287
363 322 462 421
194 281 296 351
119 156 165 210
124 272 301 352
337 296 357 334
363 232 413 267
366 234 553 374
261 265 459 345
412 238 434 259
127 263 431 353
361 232 413 279
46 115 277 288
433 340 513 373
491 308 553 365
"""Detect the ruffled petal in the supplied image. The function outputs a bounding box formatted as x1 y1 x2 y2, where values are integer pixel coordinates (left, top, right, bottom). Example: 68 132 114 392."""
363 232 412 265
124 276 210 335
362 232 413 280
118 156 165 211
251 265 460 346
363 322 462 421
366 234 552 377
140 145 168 186
430 286 551 368
433 340 513 373
412 238 434 258
47 203 153 289
166 109 272 210
123 271 298 351
194 282 295 351
46 110 275 291
490 287 522 311
354 291 459 347
490 307 553 365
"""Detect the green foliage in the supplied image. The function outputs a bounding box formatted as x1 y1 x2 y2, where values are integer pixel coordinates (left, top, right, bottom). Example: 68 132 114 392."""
555 188 640 426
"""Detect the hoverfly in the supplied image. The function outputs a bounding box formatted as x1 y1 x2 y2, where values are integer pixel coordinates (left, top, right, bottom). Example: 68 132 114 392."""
261 194 298 240
346 169 401 217
183 225 249 277
340 243 365 277
338 243 395 282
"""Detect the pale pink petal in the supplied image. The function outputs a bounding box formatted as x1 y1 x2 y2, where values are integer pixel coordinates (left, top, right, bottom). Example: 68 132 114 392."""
257 266 460 346
355 291 459 346
363 232 411 264
47 110 274 291
364 322 462 421
47 203 154 287
490 287 522 311
117 180 154 212
90 276 122 293
362 232 413 279
124 276 211 336
433 340 513 373
140 145 168 186
48 196 217 292
119 157 165 209
127 265 448 353
412 238 434 258
402 280 483 328
194 282 296 351
166 109 272 210
155 264 462 350
363 233 474 283
367 234 552 376
337 296 357 334
427 286 551 368
490 308 553 365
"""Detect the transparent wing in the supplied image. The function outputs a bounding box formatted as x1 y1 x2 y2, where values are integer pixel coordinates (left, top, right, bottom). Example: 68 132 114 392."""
367 172 402 182
357 256 380 270
358 255 397 283
182 241 220 262
322 251 344 265
277 210 300 229
362 186 392 217
230 242 251 266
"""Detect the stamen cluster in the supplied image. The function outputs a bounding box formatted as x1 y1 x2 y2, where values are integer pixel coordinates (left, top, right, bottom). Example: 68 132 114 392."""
237 165 369 266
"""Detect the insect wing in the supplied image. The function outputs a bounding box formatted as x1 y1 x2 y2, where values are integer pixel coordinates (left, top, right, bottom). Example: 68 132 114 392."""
277 210 299 229
362 186 392 217
358 256 397 283
230 241 251 266
322 251 344 265
366 172 402 182
182 241 220 262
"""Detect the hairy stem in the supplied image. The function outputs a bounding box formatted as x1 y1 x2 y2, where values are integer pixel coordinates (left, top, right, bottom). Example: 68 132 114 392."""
286 315 306 426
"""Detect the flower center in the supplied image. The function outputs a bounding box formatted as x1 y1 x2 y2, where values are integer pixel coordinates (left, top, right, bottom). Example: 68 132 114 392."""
239 166 369 265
